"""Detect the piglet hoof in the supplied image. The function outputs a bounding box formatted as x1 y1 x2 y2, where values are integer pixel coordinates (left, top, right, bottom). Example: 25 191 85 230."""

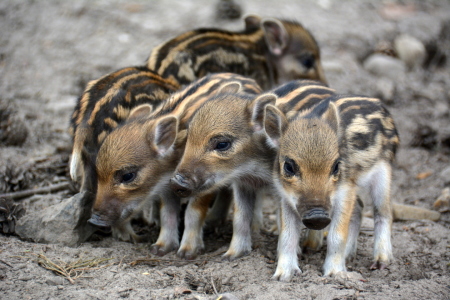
272 267 302 282
149 243 176 256
370 261 388 270
222 249 251 261
177 247 204 260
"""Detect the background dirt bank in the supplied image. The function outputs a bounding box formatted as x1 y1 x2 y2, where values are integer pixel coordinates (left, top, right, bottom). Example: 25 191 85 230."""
0 0 449 299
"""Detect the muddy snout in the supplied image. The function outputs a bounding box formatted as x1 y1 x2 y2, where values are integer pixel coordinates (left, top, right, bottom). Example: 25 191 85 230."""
87 213 112 233
170 174 193 198
302 208 331 230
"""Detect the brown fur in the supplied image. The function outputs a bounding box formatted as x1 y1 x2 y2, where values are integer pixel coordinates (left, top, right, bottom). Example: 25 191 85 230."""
265 93 399 281
91 73 262 250
148 15 327 89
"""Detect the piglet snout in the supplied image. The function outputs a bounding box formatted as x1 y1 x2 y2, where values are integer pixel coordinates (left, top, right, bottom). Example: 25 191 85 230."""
170 174 193 198
302 208 331 230
88 214 112 233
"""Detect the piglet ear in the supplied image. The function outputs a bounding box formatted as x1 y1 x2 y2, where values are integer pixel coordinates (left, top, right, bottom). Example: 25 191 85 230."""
249 94 277 132
244 14 262 30
262 18 288 56
264 104 287 148
321 101 340 133
218 81 242 94
151 115 178 156
128 104 153 121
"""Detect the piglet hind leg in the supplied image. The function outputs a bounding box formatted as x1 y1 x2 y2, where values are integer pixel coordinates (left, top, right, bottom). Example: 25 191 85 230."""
205 187 233 227
177 193 215 260
112 221 142 243
367 161 394 270
323 183 357 277
222 184 256 260
301 229 325 253
272 200 302 282
344 195 364 261
150 194 180 256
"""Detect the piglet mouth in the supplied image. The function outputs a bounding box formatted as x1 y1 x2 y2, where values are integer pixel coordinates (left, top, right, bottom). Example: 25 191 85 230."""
302 208 331 230
88 214 112 233
170 174 193 198
170 173 216 197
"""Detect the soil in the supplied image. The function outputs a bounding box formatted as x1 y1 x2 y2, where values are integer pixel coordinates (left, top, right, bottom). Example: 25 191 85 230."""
0 0 449 299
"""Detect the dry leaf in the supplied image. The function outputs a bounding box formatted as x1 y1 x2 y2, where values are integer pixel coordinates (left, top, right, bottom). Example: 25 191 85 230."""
415 171 433 180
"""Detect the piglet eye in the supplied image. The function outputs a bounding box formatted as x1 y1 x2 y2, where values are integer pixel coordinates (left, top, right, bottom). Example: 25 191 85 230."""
215 141 231 151
299 54 315 69
331 161 340 176
283 161 295 176
121 172 136 183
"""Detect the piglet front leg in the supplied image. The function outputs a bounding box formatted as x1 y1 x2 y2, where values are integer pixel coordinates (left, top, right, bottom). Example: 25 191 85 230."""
273 199 302 282
177 193 216 260
222 183 255 260
150 192 180 256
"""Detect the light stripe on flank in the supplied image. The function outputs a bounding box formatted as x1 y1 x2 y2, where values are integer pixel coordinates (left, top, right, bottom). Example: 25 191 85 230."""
104 117 118 129
275 84 333 106
195 49 249 70
76 68 135 127
97 131 108 144
335 96 379 106
113 105 131 120
148 31 199 69
290 90 333 112
87 72 155 125
156 31 264 75
169 78 223 117
76 93 92 127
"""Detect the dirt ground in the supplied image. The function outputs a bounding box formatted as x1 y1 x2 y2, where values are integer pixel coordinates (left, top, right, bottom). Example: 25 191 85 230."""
1 0 450 299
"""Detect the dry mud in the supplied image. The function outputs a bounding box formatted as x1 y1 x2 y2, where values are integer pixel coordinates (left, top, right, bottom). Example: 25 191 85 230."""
0 1 449 299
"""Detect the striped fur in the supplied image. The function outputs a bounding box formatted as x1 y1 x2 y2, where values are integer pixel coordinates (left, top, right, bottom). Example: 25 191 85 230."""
148 15 327 89
69 66 179 193
90 73 262 248
266 92 399 281
171 79 335 260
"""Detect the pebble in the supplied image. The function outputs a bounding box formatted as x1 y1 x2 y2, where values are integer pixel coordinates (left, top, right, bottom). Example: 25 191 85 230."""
46 276 65 286
440 167 450 185
375 78 396 103
222 275 233 285
394 34 426 69
363 53 406 81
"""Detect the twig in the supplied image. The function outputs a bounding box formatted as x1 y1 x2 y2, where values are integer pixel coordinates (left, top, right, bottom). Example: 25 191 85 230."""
36 253 113 284
211 274 218 296
130 256 224 266
0 259 13 268
0 182 71 200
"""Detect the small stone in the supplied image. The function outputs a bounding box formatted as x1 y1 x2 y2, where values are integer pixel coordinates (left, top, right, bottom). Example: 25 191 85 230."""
433 187 450 209
440 168 450 185
15 192 97 246
394 34 426 69
222 275 233 285
238 276 246 282
46 276 65 286
375 78 396 103
363 53 406 81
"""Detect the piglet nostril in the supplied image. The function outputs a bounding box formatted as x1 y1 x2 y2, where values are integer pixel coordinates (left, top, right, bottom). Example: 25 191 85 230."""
88 214 112 233
302 208 331 230
170 174 192 198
